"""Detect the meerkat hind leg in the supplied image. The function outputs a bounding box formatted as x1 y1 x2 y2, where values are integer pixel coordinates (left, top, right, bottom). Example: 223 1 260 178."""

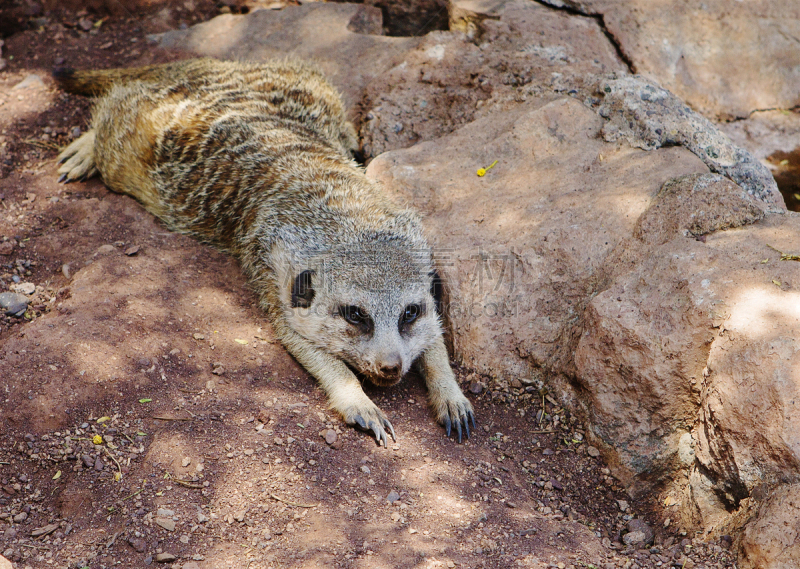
421 337 476 443
57 130 98 183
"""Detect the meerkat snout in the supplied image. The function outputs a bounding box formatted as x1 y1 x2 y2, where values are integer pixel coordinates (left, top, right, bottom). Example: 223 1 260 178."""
379 357 401 377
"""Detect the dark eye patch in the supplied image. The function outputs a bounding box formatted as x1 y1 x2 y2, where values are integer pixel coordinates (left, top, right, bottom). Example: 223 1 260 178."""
430 269 443 315
291 270 315 308
338 305 374 334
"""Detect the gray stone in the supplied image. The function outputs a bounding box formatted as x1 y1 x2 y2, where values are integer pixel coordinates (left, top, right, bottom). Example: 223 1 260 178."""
386 490 400 503
154 552 177 563
0 292 28 316
594 75 784 209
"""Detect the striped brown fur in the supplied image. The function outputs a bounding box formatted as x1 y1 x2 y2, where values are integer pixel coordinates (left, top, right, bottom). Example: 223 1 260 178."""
55 57 474 445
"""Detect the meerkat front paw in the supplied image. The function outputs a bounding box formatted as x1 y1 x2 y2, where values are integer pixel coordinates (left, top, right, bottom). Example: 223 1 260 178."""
432 391 476 444
57 130 98 183
342 400 396 448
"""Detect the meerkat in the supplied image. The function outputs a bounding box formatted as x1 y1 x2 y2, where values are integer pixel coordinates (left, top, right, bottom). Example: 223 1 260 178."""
54 57 475 446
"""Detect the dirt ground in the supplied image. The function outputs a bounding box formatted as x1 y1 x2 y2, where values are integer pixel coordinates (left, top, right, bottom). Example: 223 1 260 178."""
0 2 738 568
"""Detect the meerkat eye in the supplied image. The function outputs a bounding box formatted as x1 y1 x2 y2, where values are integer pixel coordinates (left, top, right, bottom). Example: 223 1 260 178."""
339 305 373 333
402 304 421 325
399 304 425 334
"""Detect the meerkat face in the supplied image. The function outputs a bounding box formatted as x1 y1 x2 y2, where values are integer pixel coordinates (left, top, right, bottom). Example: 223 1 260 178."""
285 244 444 386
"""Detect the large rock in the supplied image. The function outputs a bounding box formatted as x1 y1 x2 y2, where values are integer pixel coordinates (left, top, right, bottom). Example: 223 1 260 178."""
362 0 626 158
694 222 800 502
739 484 800 569
368 96 709 386
573 174 781 493
150 3 420 107
579 207 800 492
368 80 800 567
539 0 800 120
718 110 800 162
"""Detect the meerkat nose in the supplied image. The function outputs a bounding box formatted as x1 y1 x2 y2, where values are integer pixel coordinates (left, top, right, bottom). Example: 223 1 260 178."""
379 356 402 377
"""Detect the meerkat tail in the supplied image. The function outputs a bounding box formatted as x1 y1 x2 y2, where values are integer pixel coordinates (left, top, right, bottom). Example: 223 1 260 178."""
52 59 215 97
52 67 131 97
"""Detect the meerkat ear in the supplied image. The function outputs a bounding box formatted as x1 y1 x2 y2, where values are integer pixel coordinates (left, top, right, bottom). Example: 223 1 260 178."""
430 269 444 316
291 270 316 308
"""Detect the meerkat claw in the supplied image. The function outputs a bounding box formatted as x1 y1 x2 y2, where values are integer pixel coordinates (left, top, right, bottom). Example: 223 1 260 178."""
443 408 476 443
369 421 387 447
57 173 67 183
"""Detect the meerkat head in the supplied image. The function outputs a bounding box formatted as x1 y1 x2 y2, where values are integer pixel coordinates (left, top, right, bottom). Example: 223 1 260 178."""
284 241 444 386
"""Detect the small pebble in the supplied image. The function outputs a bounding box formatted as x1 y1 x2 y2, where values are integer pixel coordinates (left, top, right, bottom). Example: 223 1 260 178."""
12 74 45 90
11 282 35 295
324 429 337 445
128 537 146 553
156 518 176 532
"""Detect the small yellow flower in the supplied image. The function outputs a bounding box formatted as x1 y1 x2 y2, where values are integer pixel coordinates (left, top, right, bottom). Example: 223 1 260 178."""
476 160 498 177
93 435 103 445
